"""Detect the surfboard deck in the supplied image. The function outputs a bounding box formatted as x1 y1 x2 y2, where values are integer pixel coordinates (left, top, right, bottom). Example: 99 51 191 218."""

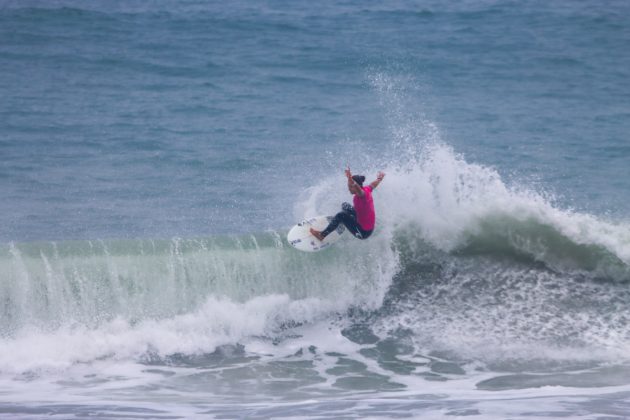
287 215 345 252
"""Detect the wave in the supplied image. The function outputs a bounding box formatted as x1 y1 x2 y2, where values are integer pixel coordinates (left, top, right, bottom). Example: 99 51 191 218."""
372 144 630 280
359 138 630 366
2 115 630 371
0 231 398 334
0 231 398 372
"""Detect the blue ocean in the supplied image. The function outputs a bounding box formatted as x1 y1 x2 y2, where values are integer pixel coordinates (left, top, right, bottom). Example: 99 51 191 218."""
2 1 630 418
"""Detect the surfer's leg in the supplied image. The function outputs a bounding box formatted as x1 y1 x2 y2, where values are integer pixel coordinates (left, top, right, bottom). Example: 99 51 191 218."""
319 214 342 238
313 203 360 241
338 203 366 239
321 207 362 239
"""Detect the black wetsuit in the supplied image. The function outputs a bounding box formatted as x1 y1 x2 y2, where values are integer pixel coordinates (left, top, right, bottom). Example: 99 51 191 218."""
320 202 373 240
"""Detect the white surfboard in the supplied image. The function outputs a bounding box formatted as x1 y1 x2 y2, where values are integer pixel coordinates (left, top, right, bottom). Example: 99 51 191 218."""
287 215 345 252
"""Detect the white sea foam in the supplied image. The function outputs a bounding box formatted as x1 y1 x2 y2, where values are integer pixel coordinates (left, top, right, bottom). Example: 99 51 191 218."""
0 294 336 374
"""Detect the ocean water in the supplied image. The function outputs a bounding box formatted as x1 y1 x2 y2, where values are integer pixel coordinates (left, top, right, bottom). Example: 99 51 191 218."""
2 0 630 418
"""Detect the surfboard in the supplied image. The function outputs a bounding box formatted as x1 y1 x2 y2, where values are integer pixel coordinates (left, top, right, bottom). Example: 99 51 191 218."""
287 215 345 252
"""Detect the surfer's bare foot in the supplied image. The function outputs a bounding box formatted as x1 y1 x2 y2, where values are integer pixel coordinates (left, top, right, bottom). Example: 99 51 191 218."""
310 228 325 241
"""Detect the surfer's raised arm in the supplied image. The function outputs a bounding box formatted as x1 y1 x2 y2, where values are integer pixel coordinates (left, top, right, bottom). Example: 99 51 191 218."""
369 171 385 190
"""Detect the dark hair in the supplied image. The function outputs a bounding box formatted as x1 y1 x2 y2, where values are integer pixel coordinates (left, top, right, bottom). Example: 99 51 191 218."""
352 175 365 186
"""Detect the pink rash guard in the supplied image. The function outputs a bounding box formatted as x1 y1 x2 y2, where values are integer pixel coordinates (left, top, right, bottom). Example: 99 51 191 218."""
353 186 376 231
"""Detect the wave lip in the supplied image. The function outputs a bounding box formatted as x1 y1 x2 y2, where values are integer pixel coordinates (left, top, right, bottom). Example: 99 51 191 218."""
457 211 630 279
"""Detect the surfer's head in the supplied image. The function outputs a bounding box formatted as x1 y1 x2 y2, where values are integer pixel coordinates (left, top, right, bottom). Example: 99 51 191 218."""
352 175 365 186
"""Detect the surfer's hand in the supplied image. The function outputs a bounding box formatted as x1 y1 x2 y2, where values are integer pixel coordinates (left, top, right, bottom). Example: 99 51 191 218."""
370 172 385 190
345 167 352 179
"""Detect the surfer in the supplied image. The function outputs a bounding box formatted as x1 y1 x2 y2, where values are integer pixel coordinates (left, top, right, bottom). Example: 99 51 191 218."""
310 168 385 241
